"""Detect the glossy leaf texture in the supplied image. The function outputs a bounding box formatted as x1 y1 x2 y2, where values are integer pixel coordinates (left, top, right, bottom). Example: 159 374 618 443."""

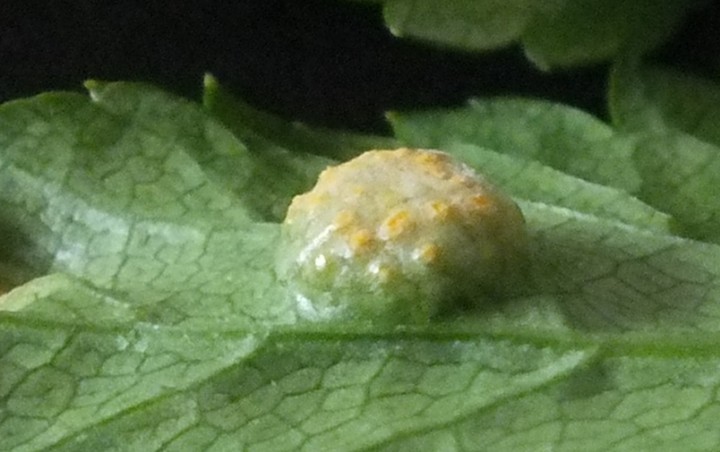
3 78 720 451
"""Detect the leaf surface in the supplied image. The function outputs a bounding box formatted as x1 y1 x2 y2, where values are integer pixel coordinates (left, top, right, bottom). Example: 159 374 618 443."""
3 82 720 451
0 88 292 329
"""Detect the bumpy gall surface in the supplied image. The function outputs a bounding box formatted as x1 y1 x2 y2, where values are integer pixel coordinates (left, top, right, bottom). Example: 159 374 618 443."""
277 148 527 324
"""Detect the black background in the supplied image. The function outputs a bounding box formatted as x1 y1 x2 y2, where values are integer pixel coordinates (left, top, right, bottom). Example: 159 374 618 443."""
1 0 719 133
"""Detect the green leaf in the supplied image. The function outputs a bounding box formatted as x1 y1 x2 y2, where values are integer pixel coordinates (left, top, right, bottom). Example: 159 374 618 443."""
365 0 704 69
388 98 642 192
631 131 720 243
516 200 720 333
610 60 720 146
0 88 292 328
202 74 398 161
86 79 333 222
522 0 697 70
389 98 720 243
6 196 720 449
378 354 720 451
383 0 537 51
610 61 720 242
4 81 720 450
42 334 594 451
0 276 262 452
431 142 671 233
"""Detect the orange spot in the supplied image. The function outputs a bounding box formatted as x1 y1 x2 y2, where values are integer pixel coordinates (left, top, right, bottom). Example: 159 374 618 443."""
470 194 493 210
414 150 446 165
349 229 375 254
333 210 356 229
428 201 452 221
382 210 414 239
411 151 452 179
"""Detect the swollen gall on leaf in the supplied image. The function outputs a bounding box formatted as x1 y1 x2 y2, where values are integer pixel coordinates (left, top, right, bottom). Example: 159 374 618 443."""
276 148 528 324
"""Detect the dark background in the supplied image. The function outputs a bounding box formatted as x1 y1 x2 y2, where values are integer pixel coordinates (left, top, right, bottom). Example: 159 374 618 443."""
1 0 719 133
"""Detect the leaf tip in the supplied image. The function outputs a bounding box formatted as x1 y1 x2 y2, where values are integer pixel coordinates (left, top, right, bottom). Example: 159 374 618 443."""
83 79 112 103
83 79 100 90
203 73 218 90
384 110 401 125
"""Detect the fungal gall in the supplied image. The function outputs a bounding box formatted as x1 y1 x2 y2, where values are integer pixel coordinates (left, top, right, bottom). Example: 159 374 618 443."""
276 148 527 324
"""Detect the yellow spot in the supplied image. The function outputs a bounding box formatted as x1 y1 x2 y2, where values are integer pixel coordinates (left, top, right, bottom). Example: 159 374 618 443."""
415 243 441 264
414 150 448 167
349 229 375 254
351 185 366 196
381 210 414 239
428 201 452 221
404 150 451 179
424 162 452 179
469 194 493 211
333 210 356 229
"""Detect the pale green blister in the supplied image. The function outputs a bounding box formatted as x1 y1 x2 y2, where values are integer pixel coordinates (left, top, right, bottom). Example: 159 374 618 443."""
277 148 528 325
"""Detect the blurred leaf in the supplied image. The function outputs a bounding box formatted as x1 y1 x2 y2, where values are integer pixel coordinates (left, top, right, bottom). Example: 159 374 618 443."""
631 131 720 243
357 0 706 69
610 60 720 145
610 61 720 242
383 0 537 51
522 0 697 69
